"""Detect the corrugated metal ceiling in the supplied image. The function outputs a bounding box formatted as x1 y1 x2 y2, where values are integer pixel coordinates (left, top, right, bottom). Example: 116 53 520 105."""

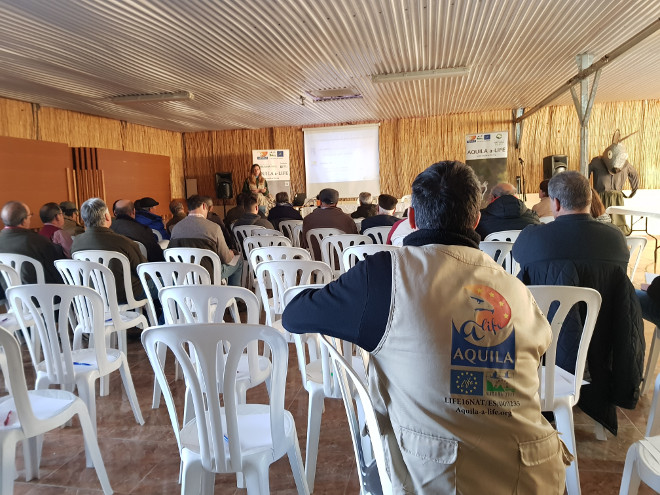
1 0 659 132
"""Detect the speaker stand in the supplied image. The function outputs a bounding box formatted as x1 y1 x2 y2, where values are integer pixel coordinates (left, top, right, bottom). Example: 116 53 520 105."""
222 198 227 218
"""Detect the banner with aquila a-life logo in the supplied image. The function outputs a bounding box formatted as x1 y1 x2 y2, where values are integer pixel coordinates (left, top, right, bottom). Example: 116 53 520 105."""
465 132 508 207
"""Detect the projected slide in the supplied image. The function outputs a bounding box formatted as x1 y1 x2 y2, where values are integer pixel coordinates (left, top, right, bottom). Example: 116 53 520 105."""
304 124 380 199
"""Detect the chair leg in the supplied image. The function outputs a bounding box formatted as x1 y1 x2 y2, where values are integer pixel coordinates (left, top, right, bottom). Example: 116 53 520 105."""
619 443 642 495
594 422 607 441
151 341 166 408
554 403 580 495
118 359 145 425
181 449 206 495
305 391 324 493
1 438 18 495
287 427 310 495
642 327 660 395
22 436 41 481
243 462 270 494
76 406 113 494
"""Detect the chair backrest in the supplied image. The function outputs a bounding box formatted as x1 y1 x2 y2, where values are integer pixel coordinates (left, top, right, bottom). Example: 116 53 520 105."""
342 244 399 272
483 230 522 242
163 247 222 285
133 240 148 259
291 223 303 248
142 322 290 472
646 373 660 436
320 234 373 276
255 260 333 324
248 246 311 281
479 241 514 269
136 261 211 323
232 224 266 255
7 284 114 385
243 235 292 258
305 228 343 260
626 236 647 282
0 263 21 290
319 334 393 495
0 253 46 285
362 226 391 244
72 249 142 308
252 228 283 237
279 220 303 246
55 259 124 326
539 216 554 224
151 229 163 242
527 285 602 409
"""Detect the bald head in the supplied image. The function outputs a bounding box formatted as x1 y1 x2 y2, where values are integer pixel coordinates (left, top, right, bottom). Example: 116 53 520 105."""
1 201 31 228
113 199 135 218
490 183 517 201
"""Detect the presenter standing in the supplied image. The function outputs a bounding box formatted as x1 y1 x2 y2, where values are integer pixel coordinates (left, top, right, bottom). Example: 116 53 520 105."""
242 164 270 214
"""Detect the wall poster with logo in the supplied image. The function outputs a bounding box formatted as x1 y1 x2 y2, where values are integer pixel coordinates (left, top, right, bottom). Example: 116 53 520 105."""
251 149 291 198
465 132 508 206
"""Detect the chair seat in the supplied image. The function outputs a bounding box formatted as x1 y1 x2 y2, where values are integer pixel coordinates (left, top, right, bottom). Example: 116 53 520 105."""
539 366 589 402
237 355 272 385
36 348 122 375
0 310 35 333
0 389 76 427
180 404 296 458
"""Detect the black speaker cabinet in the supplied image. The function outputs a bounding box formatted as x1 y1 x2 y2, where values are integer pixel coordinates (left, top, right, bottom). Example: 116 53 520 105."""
215 172 233 199
542 155 568 179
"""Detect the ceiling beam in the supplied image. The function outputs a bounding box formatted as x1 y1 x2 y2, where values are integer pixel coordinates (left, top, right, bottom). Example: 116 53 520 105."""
514 17 660 124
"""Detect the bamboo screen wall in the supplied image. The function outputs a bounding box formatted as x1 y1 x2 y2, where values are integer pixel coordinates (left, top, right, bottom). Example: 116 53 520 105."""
0 97 184 198
183 99 660 200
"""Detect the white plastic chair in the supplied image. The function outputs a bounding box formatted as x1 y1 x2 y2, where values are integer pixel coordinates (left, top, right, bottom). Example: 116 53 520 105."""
641 272 660 396
0 253 46 285
254 259 333 328
243 235 292 290
7 284 144 443
137 261 212 408
620 373 660 494
353 218 362 232
528 285 602 495
72 249 153 324
151 228 163 242
159 285 272 405
479 241 515 272
248 246 311 300
305 228 343 261
252 228 283 237
483 231 522 275
281 285 367 492
232 224 266 257
292 223 303 248
319 334 393 495
142 322 309 495
279 219 303 246
0 325 113 495
626 236 647 282
164 246 224 285
133 240 148 259
540 215 554 224
342 245 399 272
320 234 372 278
362 226 391 244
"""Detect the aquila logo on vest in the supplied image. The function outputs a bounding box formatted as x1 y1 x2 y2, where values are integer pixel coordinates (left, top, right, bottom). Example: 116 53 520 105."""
451 285 515 370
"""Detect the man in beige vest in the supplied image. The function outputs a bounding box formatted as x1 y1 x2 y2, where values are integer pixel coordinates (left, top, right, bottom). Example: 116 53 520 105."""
283 161 570 494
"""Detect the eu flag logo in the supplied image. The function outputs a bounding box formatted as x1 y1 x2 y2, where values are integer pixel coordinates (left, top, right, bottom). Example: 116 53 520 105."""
451 370 484 396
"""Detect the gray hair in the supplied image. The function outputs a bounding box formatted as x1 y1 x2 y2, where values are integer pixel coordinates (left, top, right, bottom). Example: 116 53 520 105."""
358 192 372 206
80 197 109 227
548 171 591 211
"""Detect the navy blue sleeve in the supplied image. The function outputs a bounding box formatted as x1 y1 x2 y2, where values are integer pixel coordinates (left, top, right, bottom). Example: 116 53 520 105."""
281 251 392 351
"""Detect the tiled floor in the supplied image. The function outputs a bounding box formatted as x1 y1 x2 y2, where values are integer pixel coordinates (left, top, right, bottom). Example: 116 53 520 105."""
5 232 660 494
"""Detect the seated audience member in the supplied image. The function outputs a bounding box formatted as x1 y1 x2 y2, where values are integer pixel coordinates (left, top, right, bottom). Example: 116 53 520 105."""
302 188 358 260
223 192 247 230
234 195 274 229
72 198 147 304
59 201 85 236
38 202 73 257
166 199 186 234
0 200 64 283
267 192 303 230
360 194 399 234
350 192 377 219
169 195 242 286
590 187 611 223
513 171 643 434
637 277 660 328
134 197 169 240
110 199 164 262
476 182 540 239
532 179 552 218
284 161 569 493
386 215 416 246
202 196 237 251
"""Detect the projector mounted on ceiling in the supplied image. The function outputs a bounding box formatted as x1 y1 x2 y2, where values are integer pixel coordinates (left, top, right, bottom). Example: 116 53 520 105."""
109 91 194 103
305 88 362 102
372 67 470 83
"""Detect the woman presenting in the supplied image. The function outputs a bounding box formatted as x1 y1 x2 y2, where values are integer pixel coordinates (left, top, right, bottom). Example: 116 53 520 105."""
242 164 269 213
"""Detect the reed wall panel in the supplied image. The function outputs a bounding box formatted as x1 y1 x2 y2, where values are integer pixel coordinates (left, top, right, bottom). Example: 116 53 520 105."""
38 107 124 148
0 99 35 139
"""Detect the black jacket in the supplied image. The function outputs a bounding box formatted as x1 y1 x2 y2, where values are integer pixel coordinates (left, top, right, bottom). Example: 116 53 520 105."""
111 215 164 262
267 203 302 230
476 195 540 239
350 204 377 219
514 215 644 434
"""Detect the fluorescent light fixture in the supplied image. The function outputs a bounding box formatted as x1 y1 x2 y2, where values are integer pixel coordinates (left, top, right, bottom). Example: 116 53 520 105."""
372 67 470 83
109 91 194 103
305 88 362 102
